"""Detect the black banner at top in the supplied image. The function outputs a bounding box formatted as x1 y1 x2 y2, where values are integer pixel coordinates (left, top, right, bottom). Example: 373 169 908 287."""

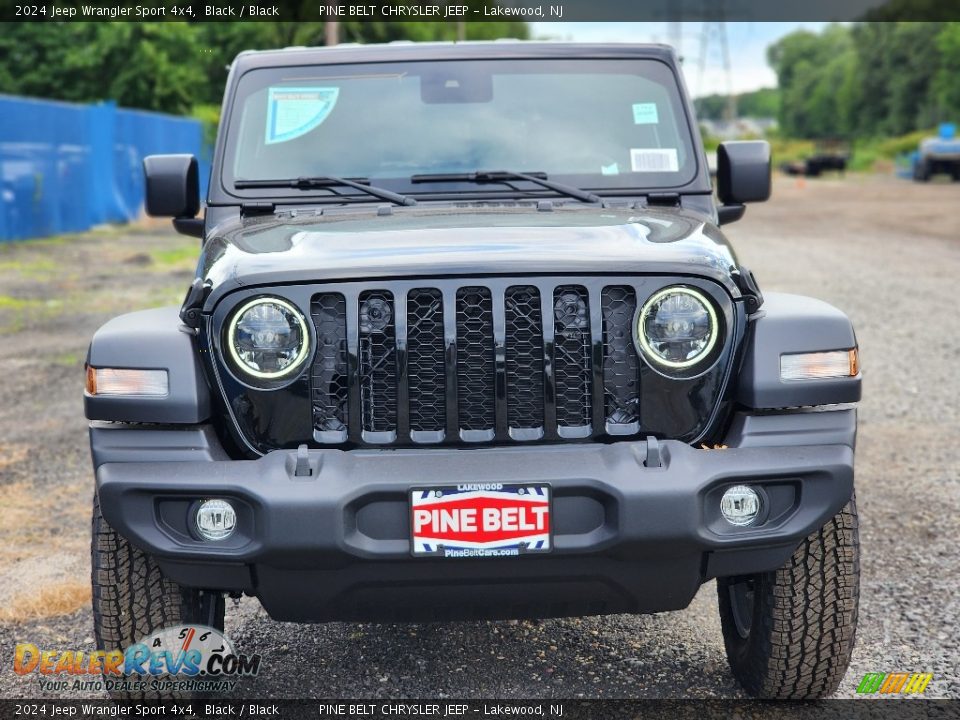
2 0 960 22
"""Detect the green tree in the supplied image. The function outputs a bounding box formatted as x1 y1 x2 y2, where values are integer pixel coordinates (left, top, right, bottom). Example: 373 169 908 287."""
0 20 528 115
767 24 854 138
694 88 780 121
933 24 960 122
850 22 941 136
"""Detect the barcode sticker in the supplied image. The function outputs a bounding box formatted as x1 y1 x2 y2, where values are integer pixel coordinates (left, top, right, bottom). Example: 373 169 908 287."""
630 148 679 173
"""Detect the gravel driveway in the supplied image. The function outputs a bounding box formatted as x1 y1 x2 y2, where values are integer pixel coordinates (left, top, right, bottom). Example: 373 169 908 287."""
1 176 957 699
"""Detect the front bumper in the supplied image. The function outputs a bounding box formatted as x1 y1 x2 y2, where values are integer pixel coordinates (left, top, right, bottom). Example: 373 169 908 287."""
93 409 855 623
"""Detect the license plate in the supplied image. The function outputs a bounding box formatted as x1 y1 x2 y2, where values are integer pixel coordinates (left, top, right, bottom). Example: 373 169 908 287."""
410 483 551 558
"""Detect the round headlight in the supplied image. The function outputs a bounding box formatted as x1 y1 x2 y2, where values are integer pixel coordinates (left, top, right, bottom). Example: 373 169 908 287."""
635 286 719 370
227 297 309 380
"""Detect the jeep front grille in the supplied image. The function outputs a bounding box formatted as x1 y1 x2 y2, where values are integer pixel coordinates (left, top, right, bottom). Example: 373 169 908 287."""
306 278 661 447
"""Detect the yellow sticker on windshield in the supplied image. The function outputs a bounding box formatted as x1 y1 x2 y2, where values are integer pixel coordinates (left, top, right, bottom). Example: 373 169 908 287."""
266 87 339 145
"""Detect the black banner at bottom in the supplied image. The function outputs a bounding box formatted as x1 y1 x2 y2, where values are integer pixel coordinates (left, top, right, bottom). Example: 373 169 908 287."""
2 699 959 720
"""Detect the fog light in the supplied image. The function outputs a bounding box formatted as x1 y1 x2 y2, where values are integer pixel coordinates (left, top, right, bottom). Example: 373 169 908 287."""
720 485 761 527
195 499 236 541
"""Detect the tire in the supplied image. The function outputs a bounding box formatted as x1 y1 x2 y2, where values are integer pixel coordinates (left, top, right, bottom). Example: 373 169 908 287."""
717 494 860 699
91 494 225 699
914 161 931 182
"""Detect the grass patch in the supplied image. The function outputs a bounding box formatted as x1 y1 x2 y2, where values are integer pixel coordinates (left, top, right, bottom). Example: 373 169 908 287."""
0 295 51 333
0 580 91 623
0 295 44 310
0 258 59 281
26 233 81 248
767 137 818 165
51 352 82 367
146 286 190 308
150 244 199 270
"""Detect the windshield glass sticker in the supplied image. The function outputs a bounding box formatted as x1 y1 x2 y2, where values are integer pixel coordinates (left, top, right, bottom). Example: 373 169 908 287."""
632 102 659 125
631 148 679 173
601 162 620 175
265 87 339 145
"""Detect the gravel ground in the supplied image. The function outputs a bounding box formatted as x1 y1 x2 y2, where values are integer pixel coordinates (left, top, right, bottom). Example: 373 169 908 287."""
0 176 958 700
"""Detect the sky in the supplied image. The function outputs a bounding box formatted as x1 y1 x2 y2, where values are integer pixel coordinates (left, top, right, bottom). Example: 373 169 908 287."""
528 22 837 97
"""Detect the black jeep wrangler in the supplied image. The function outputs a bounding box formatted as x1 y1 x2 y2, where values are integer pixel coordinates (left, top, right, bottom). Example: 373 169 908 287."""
85 42 861 699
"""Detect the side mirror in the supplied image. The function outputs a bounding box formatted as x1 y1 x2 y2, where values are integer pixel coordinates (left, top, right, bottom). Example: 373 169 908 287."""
144 154 202 238
716 141 771 225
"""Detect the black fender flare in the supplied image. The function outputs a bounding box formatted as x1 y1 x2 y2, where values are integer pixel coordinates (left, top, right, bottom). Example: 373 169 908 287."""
84 306 211 423
736 292 861 409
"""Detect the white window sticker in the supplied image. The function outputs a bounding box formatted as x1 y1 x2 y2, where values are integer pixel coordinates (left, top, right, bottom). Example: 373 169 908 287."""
601 162 620 176
632 102 659 125
265 87 340 145
631 148 679 173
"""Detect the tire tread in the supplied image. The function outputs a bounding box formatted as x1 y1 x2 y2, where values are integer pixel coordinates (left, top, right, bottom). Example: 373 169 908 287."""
718 494 860 699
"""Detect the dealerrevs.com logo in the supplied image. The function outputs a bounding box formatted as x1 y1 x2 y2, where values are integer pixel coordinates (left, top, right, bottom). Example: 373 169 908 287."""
856 672 933 695
14 625 261 694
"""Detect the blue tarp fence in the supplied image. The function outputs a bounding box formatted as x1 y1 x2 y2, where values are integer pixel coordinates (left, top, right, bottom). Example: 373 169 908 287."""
0 95 209 241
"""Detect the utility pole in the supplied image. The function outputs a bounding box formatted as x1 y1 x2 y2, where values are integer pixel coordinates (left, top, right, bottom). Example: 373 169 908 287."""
457 21 466 42
668 5 683 59
325 21 340 47
697 14 737 121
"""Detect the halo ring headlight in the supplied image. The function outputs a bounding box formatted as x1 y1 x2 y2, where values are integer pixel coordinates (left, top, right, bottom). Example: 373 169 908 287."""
635 286 720 371
226 297 310 380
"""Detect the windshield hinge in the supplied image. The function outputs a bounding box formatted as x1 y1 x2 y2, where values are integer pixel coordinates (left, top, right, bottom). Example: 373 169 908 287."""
733 265 765 314
241 202 276 216
646 193 681 207
179 278 211 329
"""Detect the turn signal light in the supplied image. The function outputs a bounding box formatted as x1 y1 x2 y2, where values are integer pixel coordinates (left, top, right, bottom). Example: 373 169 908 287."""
780 349 859 381
85 367 169 397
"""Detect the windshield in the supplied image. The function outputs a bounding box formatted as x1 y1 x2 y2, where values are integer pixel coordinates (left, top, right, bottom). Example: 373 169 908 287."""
223 57 699 200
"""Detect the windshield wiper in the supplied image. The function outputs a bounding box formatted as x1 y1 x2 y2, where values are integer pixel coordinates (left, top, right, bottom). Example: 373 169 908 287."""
234 176 417 207
410 170 602 204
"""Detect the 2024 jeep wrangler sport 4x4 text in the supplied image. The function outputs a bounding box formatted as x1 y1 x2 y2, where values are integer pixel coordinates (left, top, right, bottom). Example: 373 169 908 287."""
85 42 861 699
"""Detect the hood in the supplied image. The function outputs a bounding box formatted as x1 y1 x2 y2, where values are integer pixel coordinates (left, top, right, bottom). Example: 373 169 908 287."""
199 206 741 308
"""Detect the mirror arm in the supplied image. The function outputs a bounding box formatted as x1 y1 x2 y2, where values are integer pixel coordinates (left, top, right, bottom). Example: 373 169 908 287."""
172 216 204 239
717 204 745 226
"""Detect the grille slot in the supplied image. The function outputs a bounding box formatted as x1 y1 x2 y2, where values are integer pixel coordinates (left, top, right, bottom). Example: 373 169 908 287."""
601 286 641 434
310 293 349 443
505 286 544 436
407 288 446 438
456 287 496 438
358 290 397 441
553 285 592 434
